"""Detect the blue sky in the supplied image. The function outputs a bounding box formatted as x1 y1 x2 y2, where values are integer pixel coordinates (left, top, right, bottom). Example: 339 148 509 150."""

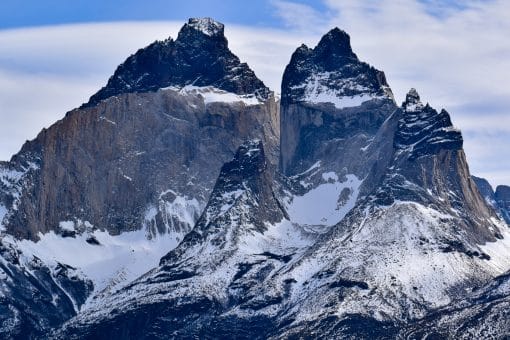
0 0 509 187
0 0 463 29
0 0 328 29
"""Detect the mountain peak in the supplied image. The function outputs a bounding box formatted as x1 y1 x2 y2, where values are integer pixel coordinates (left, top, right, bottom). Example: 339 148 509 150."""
315 27 357 60
395 92 463 159
281 28 393 107
83 18 269 107
402 88 424 112
185 17 224 37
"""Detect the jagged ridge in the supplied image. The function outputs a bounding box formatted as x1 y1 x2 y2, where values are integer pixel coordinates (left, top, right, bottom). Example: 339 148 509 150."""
85 18 270 107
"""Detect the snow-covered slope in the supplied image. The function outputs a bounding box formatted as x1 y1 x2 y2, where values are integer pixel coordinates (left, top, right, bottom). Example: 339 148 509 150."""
54 140 318 338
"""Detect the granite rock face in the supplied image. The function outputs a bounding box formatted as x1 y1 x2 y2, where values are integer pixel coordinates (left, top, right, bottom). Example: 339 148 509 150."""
472 176 510 224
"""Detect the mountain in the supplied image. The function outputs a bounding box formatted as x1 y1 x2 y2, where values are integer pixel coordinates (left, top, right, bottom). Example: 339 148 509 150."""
50 25 510 339
2 19 510 339
274 87 507 338
280 27 395 178
0 17 279 338
54 140 309 338
472 176 510 224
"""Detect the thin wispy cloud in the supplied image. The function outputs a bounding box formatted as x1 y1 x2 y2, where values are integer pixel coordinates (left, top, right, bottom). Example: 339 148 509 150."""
270 0 329 32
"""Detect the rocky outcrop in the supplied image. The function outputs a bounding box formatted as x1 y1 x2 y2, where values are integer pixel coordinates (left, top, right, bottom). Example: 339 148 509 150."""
472 176 510 224
472 176 497 206
0 238 93 339
366 89 500 243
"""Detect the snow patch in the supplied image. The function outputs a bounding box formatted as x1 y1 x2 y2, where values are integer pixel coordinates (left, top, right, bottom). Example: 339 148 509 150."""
12 227 183 309
290 161 321 179
321 172 338 182
98 116 117 125
161 85 261 106
59 221 75 232
480 219 510 273
220 189 244 213
294 72 385 109
286 174 362 226
143 193 202 238
187 18 223 36
404 102 424 112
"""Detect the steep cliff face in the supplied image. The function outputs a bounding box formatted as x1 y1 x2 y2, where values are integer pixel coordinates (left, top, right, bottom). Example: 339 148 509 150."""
473 176 497 207
0 18 279 241
373 89 495 240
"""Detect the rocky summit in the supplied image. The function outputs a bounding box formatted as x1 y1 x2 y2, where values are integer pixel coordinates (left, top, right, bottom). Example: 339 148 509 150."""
1 18 510 339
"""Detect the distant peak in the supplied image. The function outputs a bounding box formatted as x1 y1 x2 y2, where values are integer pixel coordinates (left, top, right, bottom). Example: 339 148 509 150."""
186 17 224 37
403 88 424 112
406 88 420 103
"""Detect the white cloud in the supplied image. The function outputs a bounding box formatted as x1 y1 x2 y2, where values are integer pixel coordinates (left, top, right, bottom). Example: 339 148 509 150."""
270 0 327 32
0 22 181 161
0 4 509 186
